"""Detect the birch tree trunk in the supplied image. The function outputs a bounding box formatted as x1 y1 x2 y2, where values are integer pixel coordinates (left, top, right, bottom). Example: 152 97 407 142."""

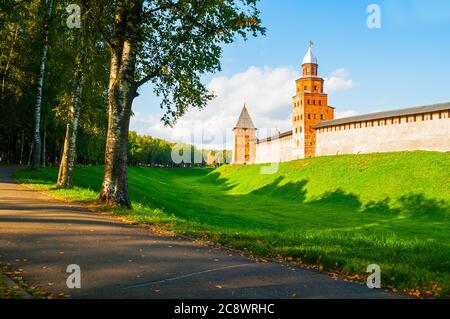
41 125 46 167
19 130 24 165
28 143 33 165
0 25 19 106
57 67 83 188
99 0 143 208
57 28 85 188
31 0 53 169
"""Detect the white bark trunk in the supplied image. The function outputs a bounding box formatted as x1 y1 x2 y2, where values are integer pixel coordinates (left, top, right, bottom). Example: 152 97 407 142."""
41 126 46 167
99 0 143 208
32 0 53 169
57 71 82 188
57 28 85 188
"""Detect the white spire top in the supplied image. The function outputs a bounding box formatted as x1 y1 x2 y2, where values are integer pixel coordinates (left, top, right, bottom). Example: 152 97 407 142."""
302 40 318 65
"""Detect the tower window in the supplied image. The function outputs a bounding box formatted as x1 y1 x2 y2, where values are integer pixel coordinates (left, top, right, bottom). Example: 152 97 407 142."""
308 114 311 119
320 114 324 120
319 100 322 105
314 85 317 92
304 85 307 91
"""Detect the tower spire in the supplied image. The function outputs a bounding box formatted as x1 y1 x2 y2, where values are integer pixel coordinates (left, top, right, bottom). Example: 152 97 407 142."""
234 103 256 129
302 41 318 65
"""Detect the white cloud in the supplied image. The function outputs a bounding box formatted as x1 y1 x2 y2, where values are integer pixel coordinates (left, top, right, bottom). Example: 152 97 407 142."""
132 66 297 149
324 68 356 93
131 66 357 149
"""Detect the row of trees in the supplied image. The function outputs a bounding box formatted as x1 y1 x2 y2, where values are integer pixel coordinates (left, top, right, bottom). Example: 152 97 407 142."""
128 131 231 167
0 0 109 169
0 0 264 208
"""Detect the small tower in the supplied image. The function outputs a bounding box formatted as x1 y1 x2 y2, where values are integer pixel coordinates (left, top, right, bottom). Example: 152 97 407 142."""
232 104 257 164
292 41 334 158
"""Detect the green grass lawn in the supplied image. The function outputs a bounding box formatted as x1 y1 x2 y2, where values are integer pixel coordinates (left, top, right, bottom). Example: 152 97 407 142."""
15 151 450 297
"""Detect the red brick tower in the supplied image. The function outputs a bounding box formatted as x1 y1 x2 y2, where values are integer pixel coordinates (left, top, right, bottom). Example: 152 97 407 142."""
292 41 334 158
232 104 257 164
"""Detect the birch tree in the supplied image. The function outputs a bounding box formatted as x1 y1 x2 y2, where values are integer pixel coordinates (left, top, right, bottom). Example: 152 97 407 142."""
56 42 84 187
31 0 54 169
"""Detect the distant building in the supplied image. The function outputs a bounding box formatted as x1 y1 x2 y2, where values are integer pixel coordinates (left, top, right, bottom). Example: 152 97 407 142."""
232 43 450 164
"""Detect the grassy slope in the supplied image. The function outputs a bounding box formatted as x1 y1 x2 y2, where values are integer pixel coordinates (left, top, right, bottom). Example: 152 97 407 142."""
15 151 450 297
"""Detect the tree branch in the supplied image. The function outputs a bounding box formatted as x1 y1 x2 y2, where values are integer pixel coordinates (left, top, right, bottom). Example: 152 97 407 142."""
141 0 177 17
80 0 115 51
135 2 209 89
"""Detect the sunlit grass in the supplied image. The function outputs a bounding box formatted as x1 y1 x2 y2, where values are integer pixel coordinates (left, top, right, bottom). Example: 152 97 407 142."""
15 151 450 297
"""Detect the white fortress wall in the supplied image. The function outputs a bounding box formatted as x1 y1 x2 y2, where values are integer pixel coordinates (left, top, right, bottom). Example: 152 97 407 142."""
316 111 450 157
256 134 296 164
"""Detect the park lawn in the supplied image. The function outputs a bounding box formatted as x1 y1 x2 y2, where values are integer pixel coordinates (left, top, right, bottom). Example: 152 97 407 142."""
15 151 450 298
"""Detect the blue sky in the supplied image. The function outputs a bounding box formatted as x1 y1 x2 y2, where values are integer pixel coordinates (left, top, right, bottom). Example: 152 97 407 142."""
131 0 450 148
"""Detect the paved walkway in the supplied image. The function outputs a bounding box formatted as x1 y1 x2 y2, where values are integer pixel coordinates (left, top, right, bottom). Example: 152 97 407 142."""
0 166 394 298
